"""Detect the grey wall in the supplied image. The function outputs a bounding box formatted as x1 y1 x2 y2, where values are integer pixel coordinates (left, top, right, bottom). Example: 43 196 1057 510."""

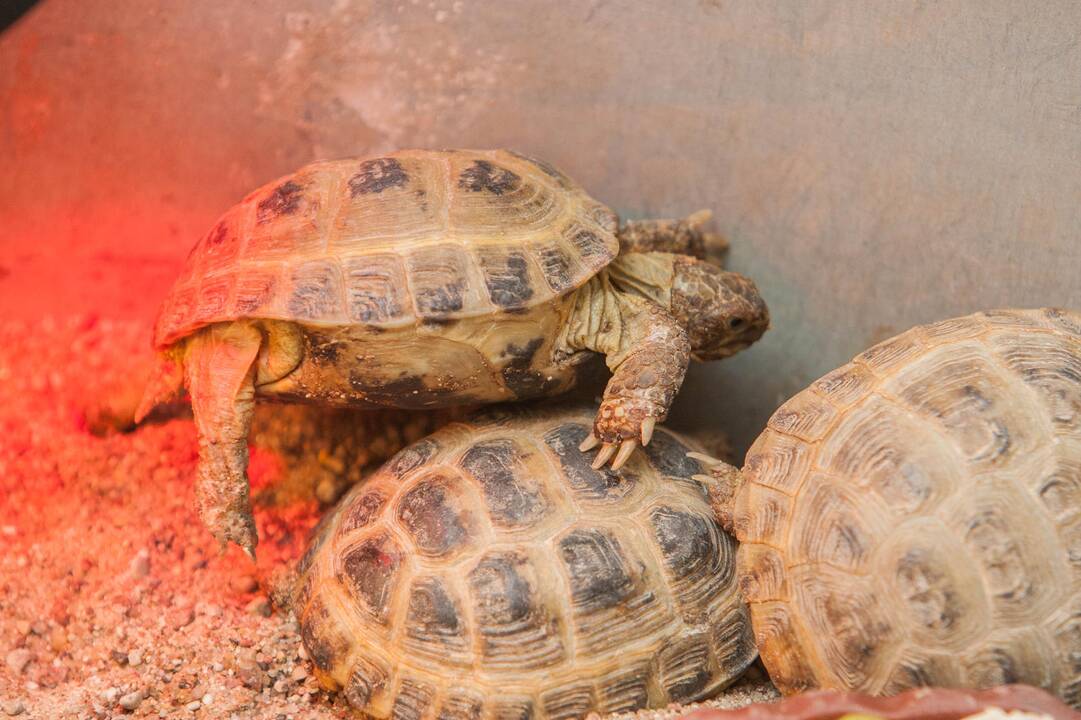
3 1 1079 453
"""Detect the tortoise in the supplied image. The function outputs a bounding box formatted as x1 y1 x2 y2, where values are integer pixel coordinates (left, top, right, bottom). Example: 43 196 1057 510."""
294 404 758 719
135 149 769 557
693 308 1081 705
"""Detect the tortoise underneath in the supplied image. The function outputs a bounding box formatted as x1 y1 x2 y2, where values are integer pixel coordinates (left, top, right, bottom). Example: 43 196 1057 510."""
136 149 768 557
295 404 757 719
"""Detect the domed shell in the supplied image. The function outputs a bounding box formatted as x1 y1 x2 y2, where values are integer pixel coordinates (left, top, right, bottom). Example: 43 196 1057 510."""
153 149 619 348
734 308 1081 703
296 405 756 719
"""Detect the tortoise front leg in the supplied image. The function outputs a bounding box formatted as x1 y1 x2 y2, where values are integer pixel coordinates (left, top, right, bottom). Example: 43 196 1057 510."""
580 304 691 470
617 210 728 261
184 322 263 558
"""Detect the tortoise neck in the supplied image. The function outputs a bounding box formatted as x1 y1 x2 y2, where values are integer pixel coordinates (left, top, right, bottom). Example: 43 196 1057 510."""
605 252 677 310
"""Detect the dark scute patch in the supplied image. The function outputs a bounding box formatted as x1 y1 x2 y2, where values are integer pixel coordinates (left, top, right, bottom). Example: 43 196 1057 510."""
643 430 703 479
540 685 594 720
460 439 548 527
306 336 342 363
387 438 439 478
339 534 401 623
438 693 484 720
543 423 636 500
491 699 534 720
257 180 304 223
349 157 410 195
469 553 534 625
650 506 717 580
392 679 434 720
559 529 635 613
568 227 607 258
537 246 575 292
299 597 348 672
457 159 522 195
406 576 463 639
598 668 650 714
482 252 534 309
343 656 389 710
349 371 460 409
205 221 231 249
288 262 343 320
500 337 558 399
397 474 469 556
233 274 277 315
659 638 713 702
340 490 388 533
416 281 465 316
346 259 404 323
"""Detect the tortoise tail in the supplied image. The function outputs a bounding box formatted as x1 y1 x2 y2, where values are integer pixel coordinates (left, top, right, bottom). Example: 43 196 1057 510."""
134 348 186 423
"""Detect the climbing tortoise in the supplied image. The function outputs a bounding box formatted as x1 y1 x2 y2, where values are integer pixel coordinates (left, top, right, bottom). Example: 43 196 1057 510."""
696 308 1081 705
136 149 768 556
295 404 757 719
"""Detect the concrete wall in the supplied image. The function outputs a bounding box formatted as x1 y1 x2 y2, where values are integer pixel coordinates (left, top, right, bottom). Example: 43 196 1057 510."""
3 1 1079 452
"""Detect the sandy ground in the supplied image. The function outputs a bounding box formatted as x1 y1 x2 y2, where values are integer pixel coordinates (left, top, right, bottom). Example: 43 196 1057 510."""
0 316 778 719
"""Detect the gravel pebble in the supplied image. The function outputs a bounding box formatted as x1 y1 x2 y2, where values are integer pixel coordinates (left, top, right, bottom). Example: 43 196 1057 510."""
186 700 202 712
119 689 145 711
2 701 25 717
128 650 143 666
5 650 32 675
230 574 259 594
246 597 272 617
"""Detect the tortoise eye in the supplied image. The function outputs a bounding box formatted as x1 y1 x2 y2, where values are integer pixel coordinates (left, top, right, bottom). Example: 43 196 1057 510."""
729 317 745 329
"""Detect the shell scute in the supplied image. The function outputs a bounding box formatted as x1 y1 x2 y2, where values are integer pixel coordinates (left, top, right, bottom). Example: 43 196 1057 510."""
339 533 404 626
458 438 551 530
468 550 566 670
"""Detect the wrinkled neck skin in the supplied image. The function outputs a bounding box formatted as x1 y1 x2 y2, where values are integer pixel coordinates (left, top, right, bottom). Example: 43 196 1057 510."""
604 252 677 309
556 252 678 364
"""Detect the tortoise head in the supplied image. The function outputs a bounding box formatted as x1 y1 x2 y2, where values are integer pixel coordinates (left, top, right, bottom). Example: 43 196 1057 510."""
670 257 769 361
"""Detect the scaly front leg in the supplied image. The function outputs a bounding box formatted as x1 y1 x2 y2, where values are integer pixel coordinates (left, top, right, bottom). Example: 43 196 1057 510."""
580 303 691 470
184 322 263 558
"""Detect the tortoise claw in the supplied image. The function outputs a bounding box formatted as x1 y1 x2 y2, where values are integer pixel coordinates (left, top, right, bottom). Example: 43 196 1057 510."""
640 418 656 446
612 439 638 470
579 433 601 452
591 443 617 469
688 451 724 467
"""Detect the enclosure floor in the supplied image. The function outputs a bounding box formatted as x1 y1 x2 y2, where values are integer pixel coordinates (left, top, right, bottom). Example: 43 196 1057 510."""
0 316 778 719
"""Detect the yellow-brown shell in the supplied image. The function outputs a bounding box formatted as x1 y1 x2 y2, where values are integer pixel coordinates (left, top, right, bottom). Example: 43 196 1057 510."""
296 405 756 719
153 150 619 348
734 308 1081 703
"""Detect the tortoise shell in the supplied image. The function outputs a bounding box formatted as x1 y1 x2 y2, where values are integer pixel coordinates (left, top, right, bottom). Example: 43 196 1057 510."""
296 405 756 719
731 308 1081 703
154 149 619 348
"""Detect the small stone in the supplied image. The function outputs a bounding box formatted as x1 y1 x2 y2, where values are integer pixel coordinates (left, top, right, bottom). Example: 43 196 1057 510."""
29 621 47 636
5 649 32 674
110 649 129 665
211 662 224 672
129 549 151 578
230 574 259 594
273 679 288 693
101 687 120 704
119 690 144 711
14 621 30 636
290 666 307 682
49 629 67 653
2 701 25 716
127 650 143 667
246 597 271 617
169 608 195 629
185 700 201 712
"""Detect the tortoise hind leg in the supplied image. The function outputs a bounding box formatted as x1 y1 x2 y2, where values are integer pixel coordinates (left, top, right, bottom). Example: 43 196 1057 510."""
184 322 263 558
